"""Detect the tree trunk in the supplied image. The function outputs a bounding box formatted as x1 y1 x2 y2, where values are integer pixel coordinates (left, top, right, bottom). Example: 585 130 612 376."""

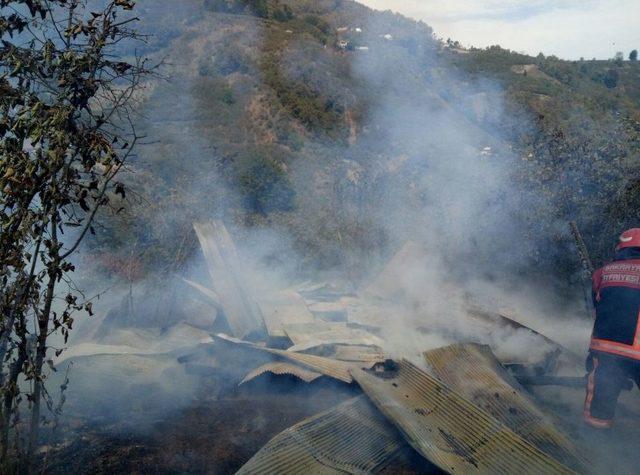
27 212 58 461
0 226 46 461
0 331 28 464
27 275 55 459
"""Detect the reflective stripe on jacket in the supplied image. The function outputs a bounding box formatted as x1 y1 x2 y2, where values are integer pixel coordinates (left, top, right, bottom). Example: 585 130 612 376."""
590 248 640 360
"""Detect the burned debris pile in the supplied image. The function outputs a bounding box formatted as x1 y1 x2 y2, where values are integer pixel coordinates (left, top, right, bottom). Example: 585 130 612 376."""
177 221 591 474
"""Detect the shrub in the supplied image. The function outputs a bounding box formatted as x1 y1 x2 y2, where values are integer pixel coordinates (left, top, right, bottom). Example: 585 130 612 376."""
234 149 296 214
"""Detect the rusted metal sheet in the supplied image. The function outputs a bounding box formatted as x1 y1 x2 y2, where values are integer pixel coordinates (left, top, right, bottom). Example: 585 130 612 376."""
283 322 384 352
240 362 322 385
194 221 263 338
214 334 353 383
424 344 590 473
256 291 315 338
351 360 576 475
236 396 404 474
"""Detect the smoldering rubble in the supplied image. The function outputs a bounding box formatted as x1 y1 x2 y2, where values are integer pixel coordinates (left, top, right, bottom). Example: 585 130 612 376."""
48 220 640 474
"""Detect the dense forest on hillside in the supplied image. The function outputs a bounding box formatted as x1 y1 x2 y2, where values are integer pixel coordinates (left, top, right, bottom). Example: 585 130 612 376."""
88 0 640 294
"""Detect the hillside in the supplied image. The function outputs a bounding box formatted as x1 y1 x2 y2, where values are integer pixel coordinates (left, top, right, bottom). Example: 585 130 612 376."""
88 0 640 293
18 2 640 472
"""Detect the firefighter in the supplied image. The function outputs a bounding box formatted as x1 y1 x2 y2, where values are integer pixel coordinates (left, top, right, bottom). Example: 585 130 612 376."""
584 228 640 429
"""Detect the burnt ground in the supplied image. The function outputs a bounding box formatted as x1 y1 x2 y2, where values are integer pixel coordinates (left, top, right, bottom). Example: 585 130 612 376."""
39 373 439 474
37 342 640 474
531 384 640 474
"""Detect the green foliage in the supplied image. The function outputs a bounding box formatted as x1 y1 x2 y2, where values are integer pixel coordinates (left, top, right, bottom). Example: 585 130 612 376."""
443 45 640 272
204 0 294 21
630 49 638 61
260 45 346 139
603 68 619 88
192 76 237 105
0 0 146 465
303 14 331 35
273 4 294 22
232 148 296 214
103 0 640 286
614 51 624 66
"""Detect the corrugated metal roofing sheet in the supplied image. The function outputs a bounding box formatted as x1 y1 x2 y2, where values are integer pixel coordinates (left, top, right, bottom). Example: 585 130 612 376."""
345 300 397 328
364 241 428 301
283 322 384 351
182 277 223 314
236 396 403 474
215 333 354 383
423 344 590 473
465 307 582 364
317 344 387 363
351 360 577 475
194 222 263 338
240 362 322 385
284 343 387 365
256 291 315 338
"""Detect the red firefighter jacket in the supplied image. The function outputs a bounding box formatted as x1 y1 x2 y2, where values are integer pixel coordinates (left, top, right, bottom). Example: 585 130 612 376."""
591 248 640 360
